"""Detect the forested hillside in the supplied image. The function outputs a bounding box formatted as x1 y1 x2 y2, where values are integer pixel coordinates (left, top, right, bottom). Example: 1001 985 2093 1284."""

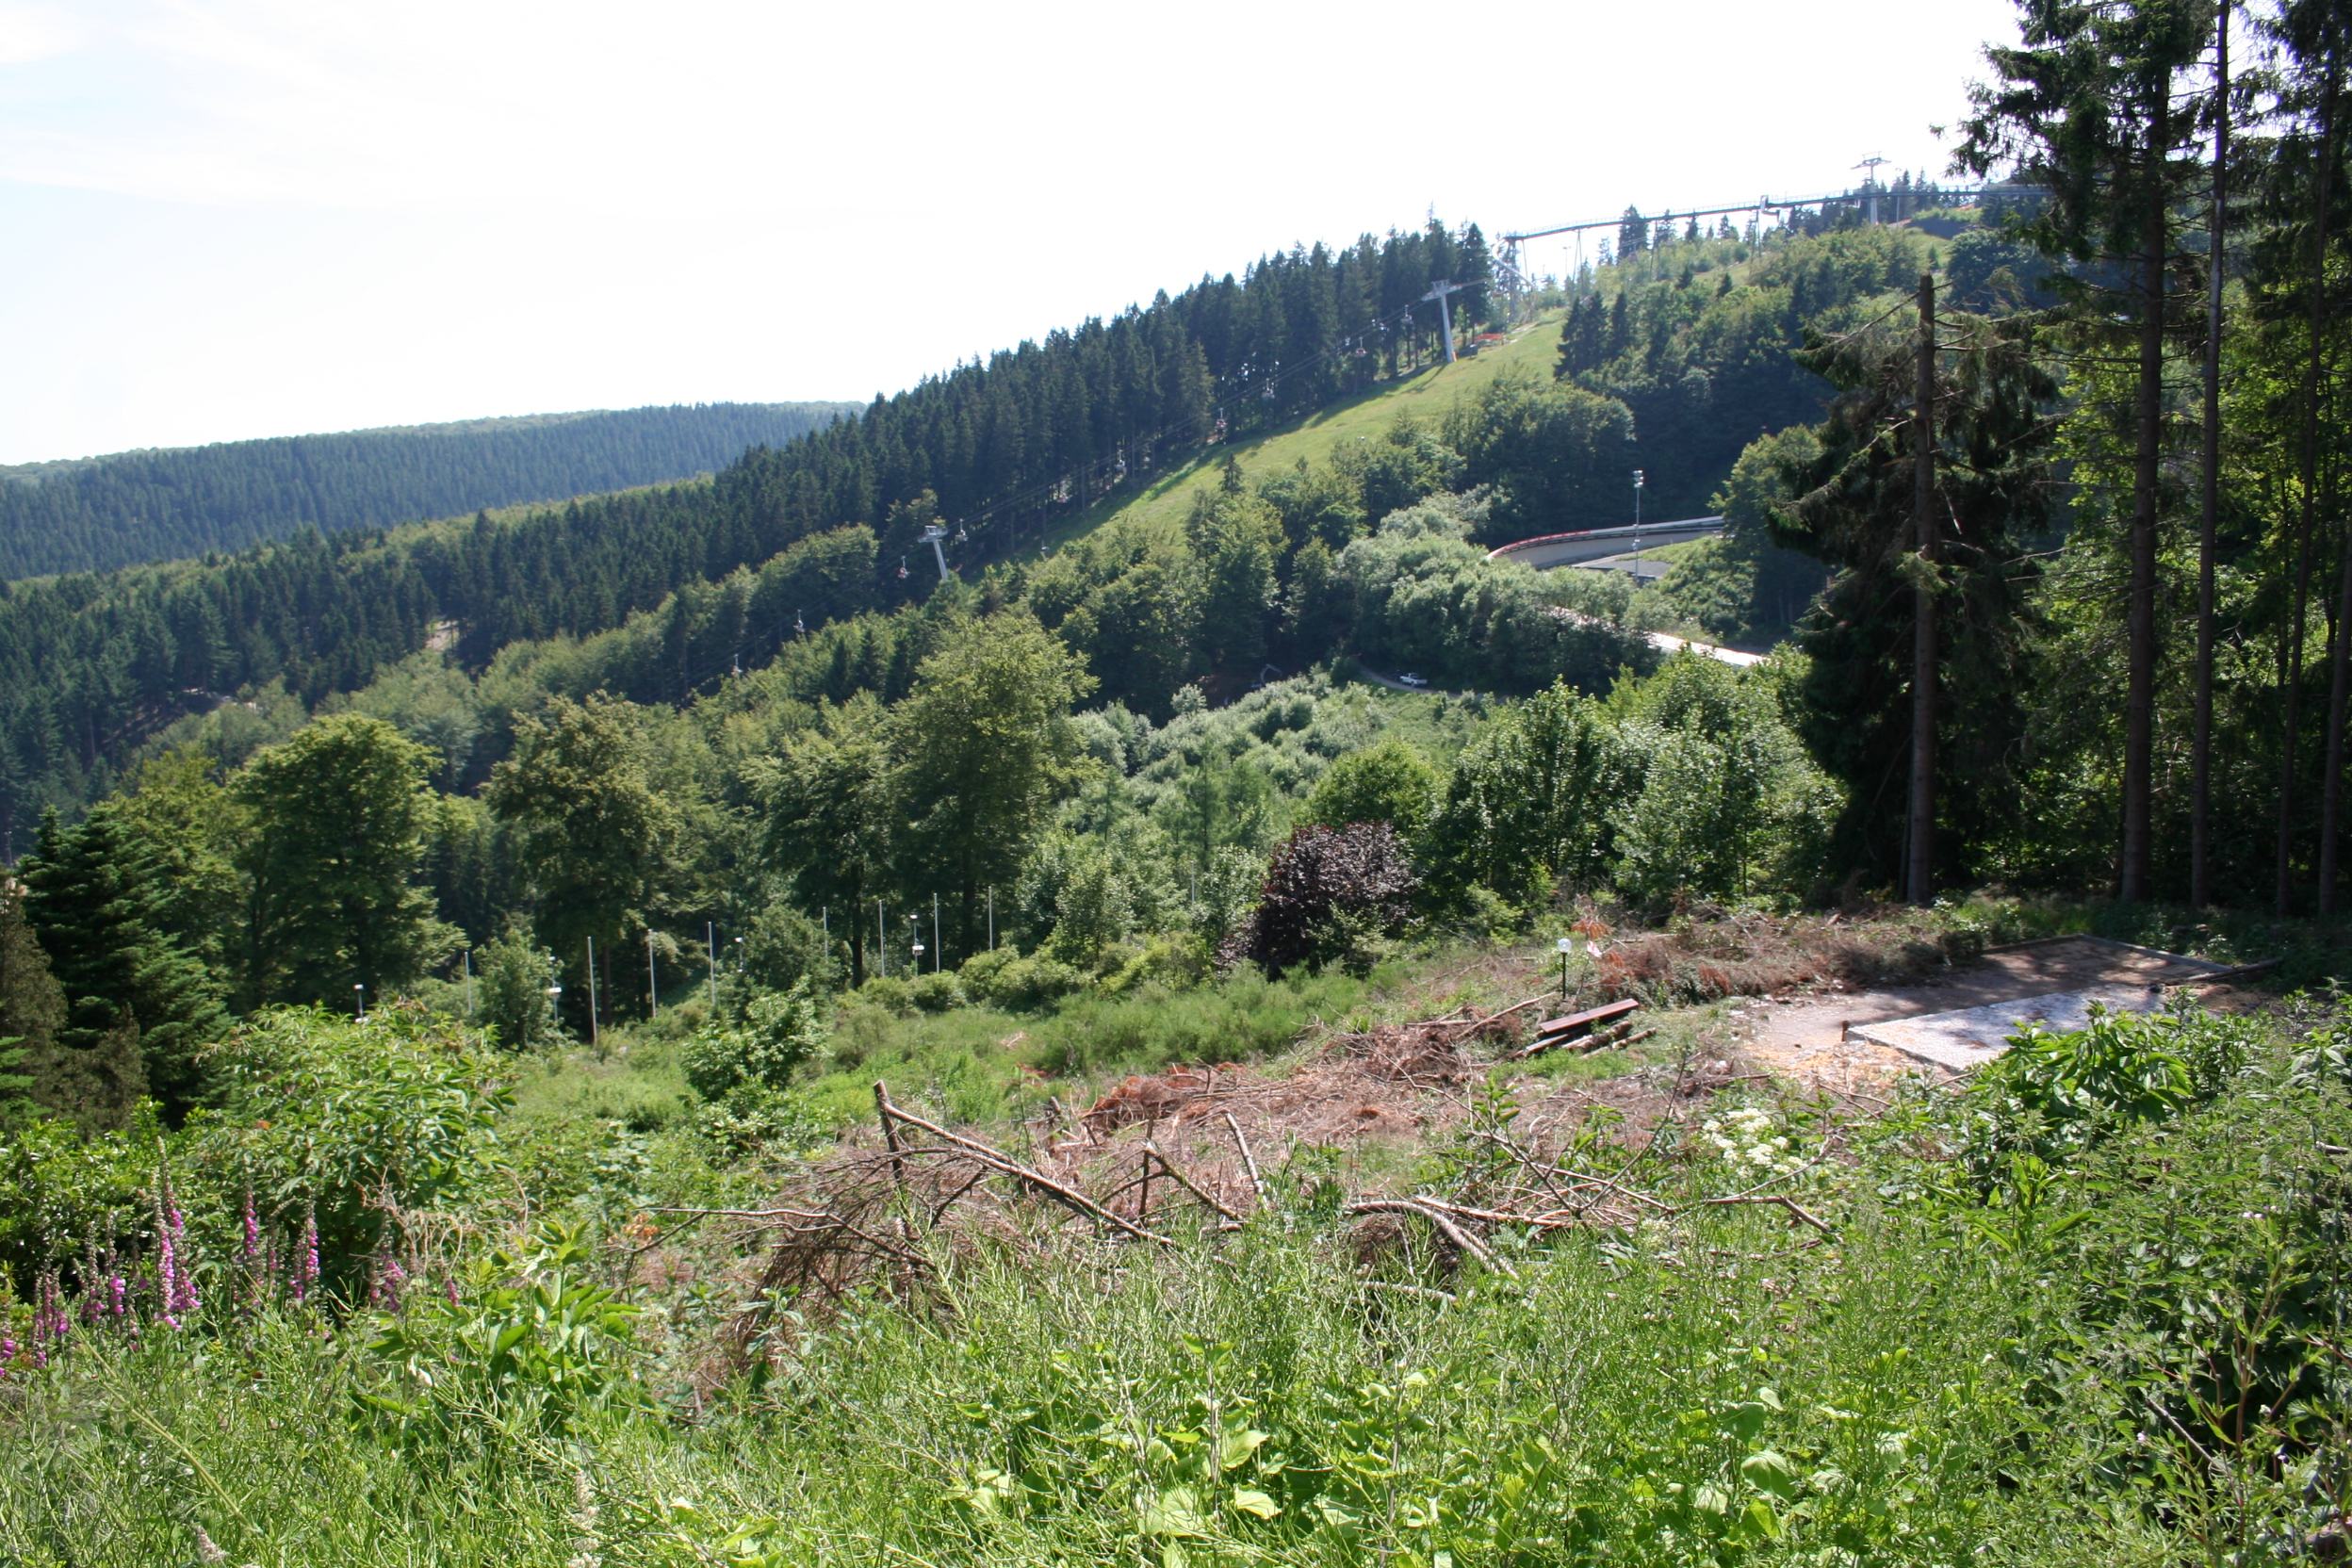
0 220 1507 848
0 401 857 580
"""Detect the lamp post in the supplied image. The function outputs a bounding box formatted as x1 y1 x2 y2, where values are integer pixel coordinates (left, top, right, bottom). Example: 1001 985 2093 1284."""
1556 936 1575 1000
353 983 366 1021
1631 469 1645 580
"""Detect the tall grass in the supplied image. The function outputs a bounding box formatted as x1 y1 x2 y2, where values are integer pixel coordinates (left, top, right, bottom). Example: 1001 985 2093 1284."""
0 1196 2166 1566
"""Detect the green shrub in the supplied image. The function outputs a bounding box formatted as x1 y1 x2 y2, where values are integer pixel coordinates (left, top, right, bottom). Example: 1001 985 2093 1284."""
857 976 915 1017
1299 737 1440 838
473 920 563 1051
678 982 826 1101
964 953 1084 1011
358 1221 645 1446
198 1004 512 1288
907 972 968 1013
1961 1001 2250 1182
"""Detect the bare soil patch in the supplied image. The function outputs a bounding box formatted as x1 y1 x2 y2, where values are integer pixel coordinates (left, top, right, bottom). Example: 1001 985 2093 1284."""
1726 935 2255 1090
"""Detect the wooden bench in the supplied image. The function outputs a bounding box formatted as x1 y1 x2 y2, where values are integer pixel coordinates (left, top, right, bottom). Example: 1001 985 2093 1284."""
1533 998 1639 1041
1506 998 1641 1059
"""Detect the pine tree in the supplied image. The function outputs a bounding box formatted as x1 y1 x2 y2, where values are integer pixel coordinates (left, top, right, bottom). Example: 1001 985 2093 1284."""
1772 311 2059 886
1617 207 1650 258
0 881 64 1126
18 807 223 1120
1958 0 2219 900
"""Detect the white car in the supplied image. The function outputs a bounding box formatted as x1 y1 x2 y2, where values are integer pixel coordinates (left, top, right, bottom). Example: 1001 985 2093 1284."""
1398 673 1429 687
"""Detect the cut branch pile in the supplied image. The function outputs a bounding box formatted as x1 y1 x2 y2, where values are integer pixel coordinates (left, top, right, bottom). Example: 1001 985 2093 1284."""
654 1053 1837 1384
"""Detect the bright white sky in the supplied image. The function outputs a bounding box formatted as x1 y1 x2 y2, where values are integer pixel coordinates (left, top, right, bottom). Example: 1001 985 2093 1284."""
0 0 2024 465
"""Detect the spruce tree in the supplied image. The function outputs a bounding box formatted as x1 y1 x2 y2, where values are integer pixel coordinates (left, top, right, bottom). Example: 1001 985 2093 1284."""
17 806 222 1120
1957 0 2218 900
0 881 64 1127
1772 312 2059 887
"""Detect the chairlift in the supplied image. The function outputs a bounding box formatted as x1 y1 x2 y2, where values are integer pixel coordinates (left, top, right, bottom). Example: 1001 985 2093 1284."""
793 611 806 634
897 559 909 580
954 526 968 544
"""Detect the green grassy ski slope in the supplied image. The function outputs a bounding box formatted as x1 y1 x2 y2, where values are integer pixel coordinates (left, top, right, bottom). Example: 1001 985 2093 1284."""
1047 311 1567 549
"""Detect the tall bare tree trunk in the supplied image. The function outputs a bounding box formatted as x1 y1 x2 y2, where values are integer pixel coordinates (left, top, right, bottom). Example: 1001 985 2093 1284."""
2194 5 2230 912
1907 272 1938 906
2322 514 2352 912
2120 101 2170 904
2278 65 2339 915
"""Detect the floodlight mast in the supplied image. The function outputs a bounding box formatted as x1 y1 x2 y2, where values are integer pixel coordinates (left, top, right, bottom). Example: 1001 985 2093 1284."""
1632 469 1646 577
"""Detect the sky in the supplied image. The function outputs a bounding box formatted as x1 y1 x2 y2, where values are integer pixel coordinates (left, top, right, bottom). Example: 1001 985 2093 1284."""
0 0 2025 465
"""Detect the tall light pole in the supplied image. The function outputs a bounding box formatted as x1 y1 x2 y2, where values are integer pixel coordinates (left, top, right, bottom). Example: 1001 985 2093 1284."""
1632 469 1645 580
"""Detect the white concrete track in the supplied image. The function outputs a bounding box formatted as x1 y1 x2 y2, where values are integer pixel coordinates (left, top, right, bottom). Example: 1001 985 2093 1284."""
1486 516 1725 570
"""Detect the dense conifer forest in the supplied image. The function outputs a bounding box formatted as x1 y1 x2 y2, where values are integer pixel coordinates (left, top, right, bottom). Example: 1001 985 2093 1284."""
0 401 858 580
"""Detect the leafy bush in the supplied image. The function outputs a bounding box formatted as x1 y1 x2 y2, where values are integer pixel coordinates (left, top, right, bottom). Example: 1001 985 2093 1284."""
1961 1001 2249 1182
1299 738 1440 839
962 952 1085 1012
678 982 826 1102
359 1221 644 1446
472 919 563 1051
200 1004 512 1287
1225 823 1417 978
907 972 968 1013
738 899 842 996
856 975 914 1017
1610 653 1838 906
1422 680 1630 907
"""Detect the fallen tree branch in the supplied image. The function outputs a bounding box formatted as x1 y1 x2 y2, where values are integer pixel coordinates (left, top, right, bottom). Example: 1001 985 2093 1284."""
1144 1140 1244 1223
1408 1195 1581 1233
650 1205 937 1271
1361 1280 1458 1304
875 1084 1177 1248
1223 1111 1266 1200
1346 1199 1521 1281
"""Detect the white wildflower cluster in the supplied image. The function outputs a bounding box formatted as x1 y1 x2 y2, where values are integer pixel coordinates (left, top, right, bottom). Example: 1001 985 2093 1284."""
1700 1103 1804 1177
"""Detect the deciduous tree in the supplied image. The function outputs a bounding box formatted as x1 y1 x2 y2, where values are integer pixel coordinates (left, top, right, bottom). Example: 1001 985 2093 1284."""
237 712 451 1009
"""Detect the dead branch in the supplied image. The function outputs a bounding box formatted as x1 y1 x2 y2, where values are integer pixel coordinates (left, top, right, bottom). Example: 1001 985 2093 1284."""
1346 1199 1521 1281
1144 1140 1244 1223
1408 1195 1582 1233
875 1091 1177 1248
1223 1111 1266 1200
1361 1280 1458 1304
